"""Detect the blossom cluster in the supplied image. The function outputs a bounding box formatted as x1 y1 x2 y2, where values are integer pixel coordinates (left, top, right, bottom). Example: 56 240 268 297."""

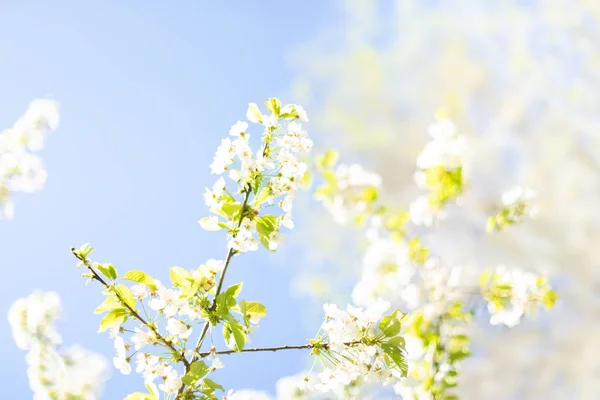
487 186 538 231
314 150 382 225
480 266 557 327
8 291 108 399
307 114 555 399
65 99 311 399
409 116 466 226
226 302 408 400
0 98 59 219
72 244 239 398
200 99 311 252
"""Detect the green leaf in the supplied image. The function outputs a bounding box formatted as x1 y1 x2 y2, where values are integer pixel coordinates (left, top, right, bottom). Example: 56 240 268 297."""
387 336 406 348
317 150 338 169
216 283 243 315
379 310 402 337
94 296 123 314
115 284 136 308
543 289 558 309
223 321 246 352
170 266 192 288
381 342 408 377
265 97 281 117
123 393 155 400
123 270 157 290
225 282 243 299
98 309 127 332
254 186 272 206
221 201 242 219
202 378 224 394
245 301 267 321
96 263 117 280
181 360 210 386
361 186 378 202
256 215 279 249
73 243 94 260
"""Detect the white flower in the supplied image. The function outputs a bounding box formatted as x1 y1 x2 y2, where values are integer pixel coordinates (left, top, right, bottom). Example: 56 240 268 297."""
262 114 278 129
131 328 155 350
166 318 192 339
135 353 159 382
131 284 148 299
203 176 226 207
113 336 127 358
210 138 234 174
229 120 249 137
149 286 182 317
210 357 224 371
281 104 309 121
113 355 131 375
159 367 183 393
199 215 222 231
268 231 284 251
204 258 225 274
409 195 444 226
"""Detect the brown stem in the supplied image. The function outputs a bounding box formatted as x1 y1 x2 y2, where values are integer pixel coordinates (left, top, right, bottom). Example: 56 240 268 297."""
74 252 189 369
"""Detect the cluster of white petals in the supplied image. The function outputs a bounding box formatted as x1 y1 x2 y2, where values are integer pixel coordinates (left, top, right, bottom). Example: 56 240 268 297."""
409 118 466 227
0 99 59 218
316 163 382 225
200 100 311 252
8 291 108 399
484 266 551 328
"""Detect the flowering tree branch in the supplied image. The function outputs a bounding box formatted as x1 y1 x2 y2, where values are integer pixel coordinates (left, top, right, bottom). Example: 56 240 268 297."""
73 249 190 368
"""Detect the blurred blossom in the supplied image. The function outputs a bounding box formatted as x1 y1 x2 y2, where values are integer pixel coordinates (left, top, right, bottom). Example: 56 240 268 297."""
291 0 600 398
0 98 59 219
8 291 108 399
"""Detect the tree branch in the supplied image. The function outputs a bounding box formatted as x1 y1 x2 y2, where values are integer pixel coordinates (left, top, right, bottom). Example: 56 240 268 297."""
197 341 361 358
74 253 190 369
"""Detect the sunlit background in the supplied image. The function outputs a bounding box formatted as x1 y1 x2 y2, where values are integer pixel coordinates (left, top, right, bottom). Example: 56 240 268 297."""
2 1 600 399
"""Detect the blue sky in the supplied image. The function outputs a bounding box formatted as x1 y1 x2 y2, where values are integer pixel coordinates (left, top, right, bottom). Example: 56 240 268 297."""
0 2 339 397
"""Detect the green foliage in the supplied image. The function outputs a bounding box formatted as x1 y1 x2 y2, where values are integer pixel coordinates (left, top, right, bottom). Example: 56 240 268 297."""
170 266 192 288
425 166 464 209
181 361 210 386
115 284 136 309
316 150 339 169
94 296 122 314
407 238 429 264
123 270 157 290
98 309 127 332
96 263 117 280
223 317 246 352
255 215 279 250
379 309 403 337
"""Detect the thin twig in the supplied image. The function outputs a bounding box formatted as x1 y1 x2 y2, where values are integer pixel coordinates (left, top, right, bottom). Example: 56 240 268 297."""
197 341 361 358
177 186 253 396
74 253 189 368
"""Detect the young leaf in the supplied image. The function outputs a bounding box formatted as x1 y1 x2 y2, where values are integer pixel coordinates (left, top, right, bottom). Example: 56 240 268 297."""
245 301 267 322
225 282 243 299
115 284 136 308
98 309 127 332
223 321 246 352
96 263 117 280
123 393 155 400
379 309 402 337
94 296 123 314
381 342 408 377
181 360 210 386
123 270 157 290
256 215 279 249
202 378 224 394
170 266 192 288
